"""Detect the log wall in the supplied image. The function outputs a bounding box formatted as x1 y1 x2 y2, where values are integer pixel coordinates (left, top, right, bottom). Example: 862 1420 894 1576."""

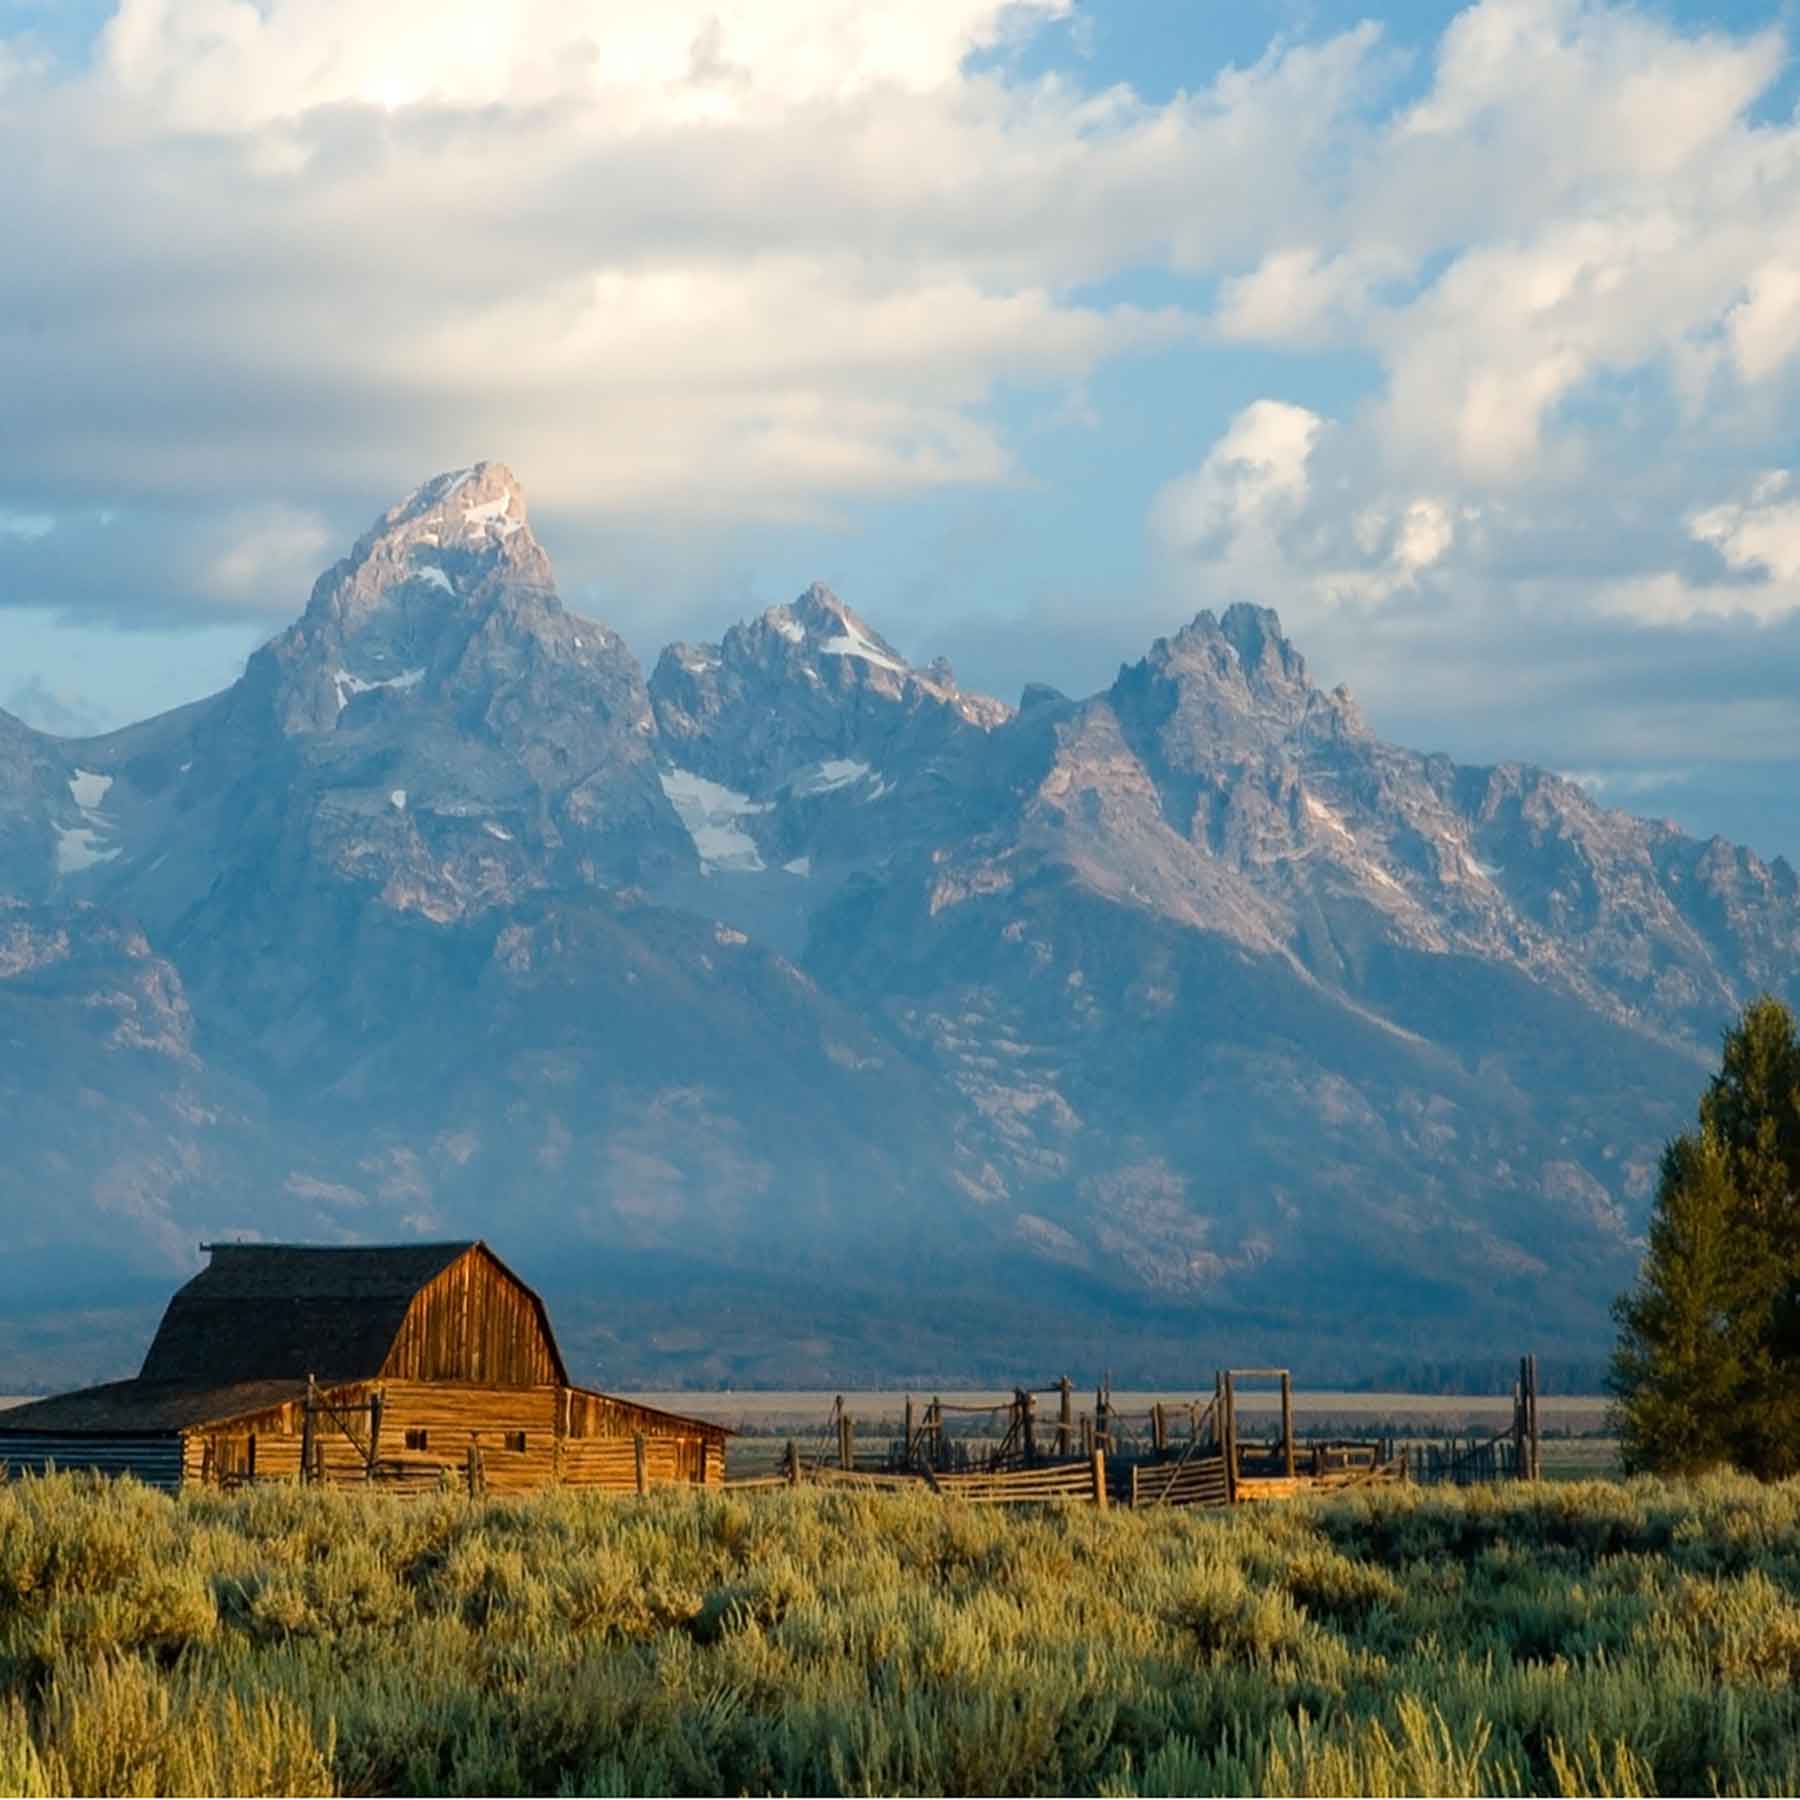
179 1379 723 1493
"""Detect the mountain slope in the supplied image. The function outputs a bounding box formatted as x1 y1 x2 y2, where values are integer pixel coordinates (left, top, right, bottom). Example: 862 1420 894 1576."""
1 472 1795 1388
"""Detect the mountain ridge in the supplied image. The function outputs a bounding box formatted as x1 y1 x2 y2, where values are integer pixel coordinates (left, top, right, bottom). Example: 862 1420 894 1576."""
2 463 1793 1389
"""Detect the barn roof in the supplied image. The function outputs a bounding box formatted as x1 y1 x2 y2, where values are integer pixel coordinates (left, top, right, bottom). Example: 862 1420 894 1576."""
138 1241 506 1385
0 1377 310 1435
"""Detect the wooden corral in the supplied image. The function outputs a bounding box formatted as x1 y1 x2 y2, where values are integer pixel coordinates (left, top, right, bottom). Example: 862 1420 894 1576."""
750 1364 1541 1510
0 1241 727 1496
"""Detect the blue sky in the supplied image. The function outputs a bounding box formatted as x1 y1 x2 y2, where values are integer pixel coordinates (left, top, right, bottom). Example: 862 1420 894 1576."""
5 0 1800 860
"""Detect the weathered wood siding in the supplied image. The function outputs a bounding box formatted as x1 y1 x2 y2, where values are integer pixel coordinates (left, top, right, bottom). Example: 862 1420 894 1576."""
175 1379 721 1492
380 1249 561 1387
566 1388 726 1444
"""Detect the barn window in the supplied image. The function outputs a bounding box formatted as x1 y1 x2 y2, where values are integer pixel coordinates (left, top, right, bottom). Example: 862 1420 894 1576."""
405 1428 428 1451
506 1431 527 1452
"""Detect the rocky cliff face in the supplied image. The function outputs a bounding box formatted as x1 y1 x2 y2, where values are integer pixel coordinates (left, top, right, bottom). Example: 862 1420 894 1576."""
3 468 1795 1387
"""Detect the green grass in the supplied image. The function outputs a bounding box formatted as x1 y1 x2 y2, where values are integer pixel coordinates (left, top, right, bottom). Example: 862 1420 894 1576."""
4 1472 1800 1794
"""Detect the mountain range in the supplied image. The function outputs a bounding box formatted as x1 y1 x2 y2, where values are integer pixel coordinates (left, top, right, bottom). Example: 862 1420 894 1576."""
5 462 1795 1391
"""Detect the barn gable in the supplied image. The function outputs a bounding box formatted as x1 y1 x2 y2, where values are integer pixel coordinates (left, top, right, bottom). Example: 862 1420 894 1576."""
138 1241 567 1388
379 1245 566 1386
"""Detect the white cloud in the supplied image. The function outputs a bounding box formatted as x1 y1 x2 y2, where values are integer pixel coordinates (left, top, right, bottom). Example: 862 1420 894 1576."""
1148 400 1322 555
98 0 1071 128
1689 471 1800 597
202 506 334 606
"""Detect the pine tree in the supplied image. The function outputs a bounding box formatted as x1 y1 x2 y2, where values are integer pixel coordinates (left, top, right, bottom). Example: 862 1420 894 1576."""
1611 1131 1763 1474
1610 996 1800 1478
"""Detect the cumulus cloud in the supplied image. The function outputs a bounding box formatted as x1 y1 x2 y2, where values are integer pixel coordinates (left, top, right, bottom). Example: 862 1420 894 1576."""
0 0 1223 547
5 0 1800 863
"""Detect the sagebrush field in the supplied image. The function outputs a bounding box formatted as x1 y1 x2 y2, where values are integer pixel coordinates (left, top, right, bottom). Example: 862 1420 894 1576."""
4 1471 1800 1796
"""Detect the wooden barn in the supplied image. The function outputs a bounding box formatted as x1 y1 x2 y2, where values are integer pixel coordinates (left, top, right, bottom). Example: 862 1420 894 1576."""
0 1241 728 1495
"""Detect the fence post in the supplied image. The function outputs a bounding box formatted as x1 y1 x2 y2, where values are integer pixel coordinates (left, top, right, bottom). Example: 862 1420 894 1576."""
300 1375 316 1487
839 1412 854 1472
1222 1372 1238 1506
1513 1360 1525 1481
368 1389 383 1484
634 1433 649 1495
1280 1372 1295 1479
1527 1354 1541 1481
1091 1446 1108 1511
1152 1402 1167 1455
466 1439 482 1499
1058 1377 1073 1457
931 1396 943 1467
786 1439 801 1486
1022 1390 1037 1465
904 1395 915 1466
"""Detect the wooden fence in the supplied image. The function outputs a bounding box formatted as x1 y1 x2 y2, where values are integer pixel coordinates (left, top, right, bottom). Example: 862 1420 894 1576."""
727 1356 1543 1511
1409 1356 1542 1487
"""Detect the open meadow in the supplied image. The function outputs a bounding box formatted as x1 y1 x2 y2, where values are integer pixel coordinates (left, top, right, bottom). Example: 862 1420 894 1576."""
3 1470 1800 1795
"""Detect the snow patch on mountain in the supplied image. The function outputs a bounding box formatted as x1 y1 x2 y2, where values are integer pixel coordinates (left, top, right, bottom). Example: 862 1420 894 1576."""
659 768 770 873
68 771 112 811
820 624 906 674
792 759 873 797
333 666 426 716
463 495 521 539
55 826 118 875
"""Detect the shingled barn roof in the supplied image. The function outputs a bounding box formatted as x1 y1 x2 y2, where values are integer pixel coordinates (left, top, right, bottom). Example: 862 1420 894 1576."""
0 1378 312 1435
138 1242 480 1385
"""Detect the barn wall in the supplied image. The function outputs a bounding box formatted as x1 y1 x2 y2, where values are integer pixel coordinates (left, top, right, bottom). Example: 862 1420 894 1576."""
0 1436 184 1492
174 1378 724 1493
566 1388 728 1445
381 1251 561 1386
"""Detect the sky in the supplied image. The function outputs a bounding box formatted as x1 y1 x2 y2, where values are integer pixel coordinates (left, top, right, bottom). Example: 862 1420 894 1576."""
4 0 1800 860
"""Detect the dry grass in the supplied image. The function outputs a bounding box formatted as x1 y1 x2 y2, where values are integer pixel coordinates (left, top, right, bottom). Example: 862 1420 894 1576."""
3 1470 1798 1794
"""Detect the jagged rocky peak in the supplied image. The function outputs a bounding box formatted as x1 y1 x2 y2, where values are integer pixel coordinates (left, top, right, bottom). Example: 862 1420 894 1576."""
650 583 1010 788
311 460 551 630
1114 601 1364 753
251 462 580 737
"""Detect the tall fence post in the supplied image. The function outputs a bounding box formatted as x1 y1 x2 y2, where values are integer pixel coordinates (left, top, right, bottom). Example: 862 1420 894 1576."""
1057 1377 1073 1457
466 1438 482 1499
1527 1354 1541 1481
367 1389 383 1484
1151 1402 1167 1456
300 1374 317 1487
1280 1372 1295 1479
786 1439 801 1486
1221 1372 1238 1506
1513 1361 1527 1481
839 1411 854 1472
1022 1390 1037 1465
1091 1445 1108 1511
904 1395 915 1467
634 1433 649 1495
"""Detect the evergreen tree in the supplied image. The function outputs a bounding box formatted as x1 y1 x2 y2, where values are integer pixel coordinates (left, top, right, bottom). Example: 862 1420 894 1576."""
1610 996 1800 1477
1611 1131 1762 1473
